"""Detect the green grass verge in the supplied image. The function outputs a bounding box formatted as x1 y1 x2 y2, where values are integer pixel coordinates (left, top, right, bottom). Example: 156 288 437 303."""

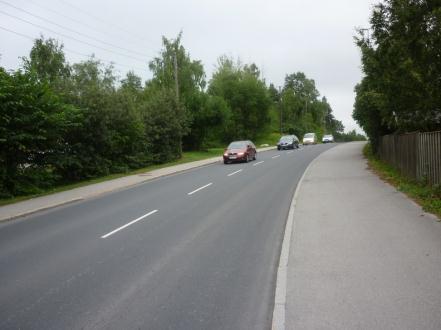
0 148 224 207
363 143 441 219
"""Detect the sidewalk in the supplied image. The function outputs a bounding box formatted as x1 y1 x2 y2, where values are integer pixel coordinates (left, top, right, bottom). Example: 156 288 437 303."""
284 142 441 329
0 147 274 222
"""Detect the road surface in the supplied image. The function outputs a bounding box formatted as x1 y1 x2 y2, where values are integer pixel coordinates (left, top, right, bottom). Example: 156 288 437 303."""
0 144 333 330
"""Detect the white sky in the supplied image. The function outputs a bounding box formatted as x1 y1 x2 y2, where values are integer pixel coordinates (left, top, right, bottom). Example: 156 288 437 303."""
0 0 376 133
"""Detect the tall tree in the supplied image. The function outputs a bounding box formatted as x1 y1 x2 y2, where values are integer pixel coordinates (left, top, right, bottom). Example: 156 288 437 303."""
353 0 441 150
208 56 270 141
22 36 70 90
284 72 319 104
149 33 215 151
279 72 335 138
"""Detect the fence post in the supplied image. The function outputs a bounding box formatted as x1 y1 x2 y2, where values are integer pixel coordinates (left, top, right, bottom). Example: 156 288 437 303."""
416 132 421 181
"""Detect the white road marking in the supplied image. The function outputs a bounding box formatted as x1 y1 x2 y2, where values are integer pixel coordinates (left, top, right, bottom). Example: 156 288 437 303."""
101 210 158 239
227 169 243 177
253 161 264 166
187 183 213 195
272 155 281 159
286 151 294 154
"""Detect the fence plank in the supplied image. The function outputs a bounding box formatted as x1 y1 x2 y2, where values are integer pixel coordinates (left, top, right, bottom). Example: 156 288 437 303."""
379 131 441 185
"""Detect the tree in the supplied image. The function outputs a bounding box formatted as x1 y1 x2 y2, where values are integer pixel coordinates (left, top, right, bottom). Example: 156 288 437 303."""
22 36 70 90
284 72 319 104
1 32 352 199
321 96 344 134
279 72 336 139
121 71 143 95
0 68 79 196
353 79 389 151
107 74 147 170
334 129 367 142
149 32 209 152
353 0 441 150
268 83 280 103
208 56 270 141
141 88 183 163
56 59 147 179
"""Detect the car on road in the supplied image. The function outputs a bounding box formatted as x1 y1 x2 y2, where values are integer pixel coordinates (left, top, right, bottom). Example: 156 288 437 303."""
223 140 257 164
302 133 317 145
322 134 334 143
277 135 300 150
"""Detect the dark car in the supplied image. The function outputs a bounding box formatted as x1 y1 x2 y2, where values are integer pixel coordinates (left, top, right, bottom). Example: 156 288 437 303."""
277 135 299 150
223 140 257 164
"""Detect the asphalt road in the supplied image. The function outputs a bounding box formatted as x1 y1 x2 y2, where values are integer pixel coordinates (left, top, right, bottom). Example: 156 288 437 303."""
0 144 334 330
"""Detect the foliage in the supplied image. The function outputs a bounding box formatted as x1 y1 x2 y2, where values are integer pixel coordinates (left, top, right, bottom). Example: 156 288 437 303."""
22 36 71 92
149 32 215 152
58 59 147 179
279 72 343 139
0 67 78 197
1 34 347 199
353 0 441 151
208 56 271 141
334 129 367 142
141 87 182 163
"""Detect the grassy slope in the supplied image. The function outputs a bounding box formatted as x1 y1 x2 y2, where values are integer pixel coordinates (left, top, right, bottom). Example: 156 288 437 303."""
0 148 223 207
363 144 441 219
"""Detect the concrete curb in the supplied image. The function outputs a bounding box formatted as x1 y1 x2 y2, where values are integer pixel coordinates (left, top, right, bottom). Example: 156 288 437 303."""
271 144 343 330
0 198 84 223
0 147 275 222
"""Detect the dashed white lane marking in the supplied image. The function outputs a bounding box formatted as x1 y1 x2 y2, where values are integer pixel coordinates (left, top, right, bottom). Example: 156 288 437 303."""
101 210 158 238
272 155 281 159
286 151 294 154
253 161 264 166
187 183 213 195
227 169 243 177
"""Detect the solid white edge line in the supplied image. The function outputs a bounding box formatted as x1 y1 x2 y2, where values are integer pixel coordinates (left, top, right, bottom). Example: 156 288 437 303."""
187 182 213 195
272 155 281 159
253 161 264 166
227 169 243 177
271 155 320 330
101 209 158 239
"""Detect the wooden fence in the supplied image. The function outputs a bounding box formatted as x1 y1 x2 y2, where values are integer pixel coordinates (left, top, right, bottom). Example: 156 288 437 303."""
378 131 441 185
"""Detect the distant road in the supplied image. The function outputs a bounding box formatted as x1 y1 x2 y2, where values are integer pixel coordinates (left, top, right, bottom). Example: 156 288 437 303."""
0 144 334 330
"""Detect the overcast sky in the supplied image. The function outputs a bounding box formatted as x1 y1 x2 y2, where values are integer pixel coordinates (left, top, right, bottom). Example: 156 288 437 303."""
0 0 376 133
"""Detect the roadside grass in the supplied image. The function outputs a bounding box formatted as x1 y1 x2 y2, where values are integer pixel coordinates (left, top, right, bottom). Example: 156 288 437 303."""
0 148 224 207
363 143 441 219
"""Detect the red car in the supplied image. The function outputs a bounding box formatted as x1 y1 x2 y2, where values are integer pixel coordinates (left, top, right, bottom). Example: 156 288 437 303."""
223 140 257 164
